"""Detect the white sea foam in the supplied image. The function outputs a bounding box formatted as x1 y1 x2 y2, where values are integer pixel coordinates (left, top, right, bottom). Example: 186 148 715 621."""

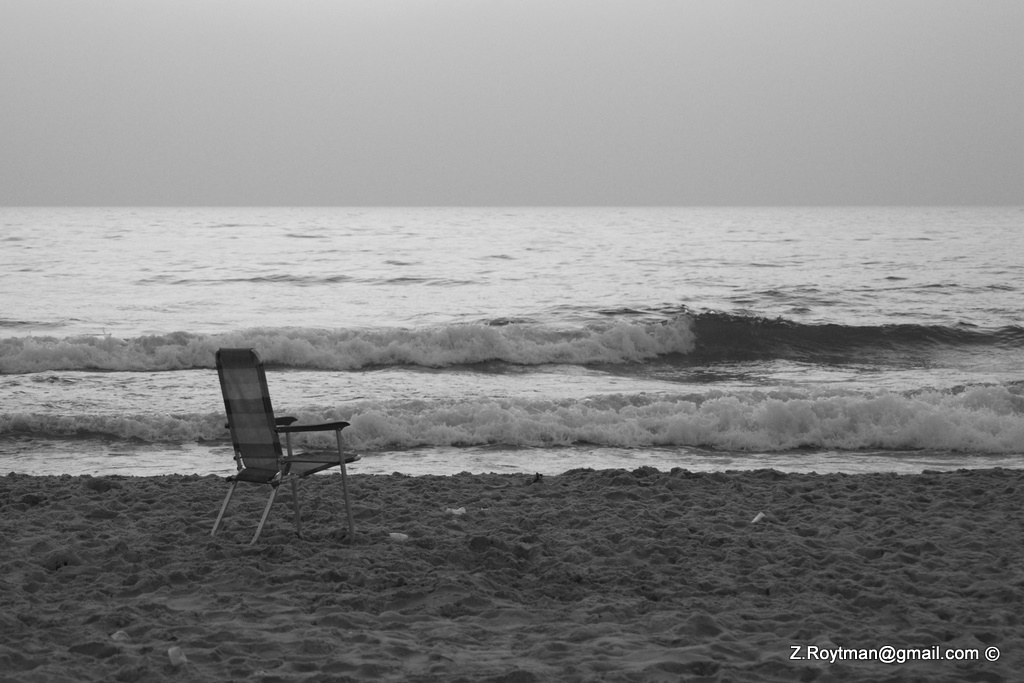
0 321 696 373
4 385 1022 455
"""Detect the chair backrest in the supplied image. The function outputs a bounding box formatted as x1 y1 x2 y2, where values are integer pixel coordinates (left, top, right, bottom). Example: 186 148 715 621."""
216 348 282 475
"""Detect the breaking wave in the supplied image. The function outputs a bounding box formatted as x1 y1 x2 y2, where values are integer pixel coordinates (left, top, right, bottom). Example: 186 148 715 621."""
4 385 1022 454
1 312 1020 374
0 321 696 373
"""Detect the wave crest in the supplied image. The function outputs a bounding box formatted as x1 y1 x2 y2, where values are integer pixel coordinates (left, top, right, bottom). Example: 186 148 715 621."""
688 311 1024 362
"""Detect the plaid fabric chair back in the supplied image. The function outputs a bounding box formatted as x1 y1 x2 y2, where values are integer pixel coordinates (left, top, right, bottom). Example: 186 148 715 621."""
216 348 282 478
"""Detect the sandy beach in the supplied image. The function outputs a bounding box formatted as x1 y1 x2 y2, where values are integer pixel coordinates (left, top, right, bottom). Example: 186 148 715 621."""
1 466 1021 682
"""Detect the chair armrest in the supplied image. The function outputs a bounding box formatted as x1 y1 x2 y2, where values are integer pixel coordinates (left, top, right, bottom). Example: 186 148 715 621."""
225 415 299 430
277 421 350 434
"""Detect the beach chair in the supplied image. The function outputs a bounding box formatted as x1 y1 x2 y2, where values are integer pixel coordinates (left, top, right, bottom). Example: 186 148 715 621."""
212 348 359 545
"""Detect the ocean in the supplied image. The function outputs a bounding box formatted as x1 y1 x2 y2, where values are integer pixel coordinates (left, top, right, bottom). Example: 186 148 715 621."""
1 206 1022 477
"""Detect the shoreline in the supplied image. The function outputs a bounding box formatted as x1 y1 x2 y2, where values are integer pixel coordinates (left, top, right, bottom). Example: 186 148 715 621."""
3 440 1021 479
2 467 1021 681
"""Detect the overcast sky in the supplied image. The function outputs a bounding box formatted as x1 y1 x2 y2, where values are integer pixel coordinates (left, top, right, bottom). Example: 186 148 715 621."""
1 0 1021 206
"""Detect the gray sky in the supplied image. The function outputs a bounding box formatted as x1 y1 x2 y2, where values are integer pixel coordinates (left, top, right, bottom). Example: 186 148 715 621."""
1 0 1021 206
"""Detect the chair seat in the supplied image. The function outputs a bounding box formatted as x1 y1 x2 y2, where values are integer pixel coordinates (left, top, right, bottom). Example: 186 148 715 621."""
282 452 362 477
233 467 281 484
283 451 362 464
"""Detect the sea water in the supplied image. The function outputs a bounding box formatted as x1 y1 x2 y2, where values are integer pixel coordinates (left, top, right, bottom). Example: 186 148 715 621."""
1 206 1022 476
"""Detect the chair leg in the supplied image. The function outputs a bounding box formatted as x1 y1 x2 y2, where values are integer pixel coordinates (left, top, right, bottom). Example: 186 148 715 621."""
339 461 355 544
337 430 355 544
211 481 238 537
251 485 280 545
291 478 302 538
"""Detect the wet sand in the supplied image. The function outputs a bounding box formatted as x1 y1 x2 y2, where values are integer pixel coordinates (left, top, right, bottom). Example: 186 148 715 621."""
1 467 1021 682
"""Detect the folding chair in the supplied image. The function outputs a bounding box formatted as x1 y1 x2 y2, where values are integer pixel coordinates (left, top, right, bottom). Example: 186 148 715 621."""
211 348 359 544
